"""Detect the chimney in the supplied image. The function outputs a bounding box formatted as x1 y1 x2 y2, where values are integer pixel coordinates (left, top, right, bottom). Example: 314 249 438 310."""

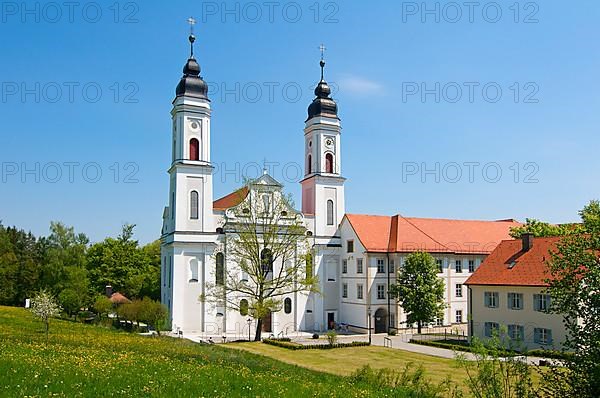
105 285 113 298
521 233 534 252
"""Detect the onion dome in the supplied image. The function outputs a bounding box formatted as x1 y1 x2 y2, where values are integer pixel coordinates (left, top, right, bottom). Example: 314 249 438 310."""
307 59 338 121
175 34 209 100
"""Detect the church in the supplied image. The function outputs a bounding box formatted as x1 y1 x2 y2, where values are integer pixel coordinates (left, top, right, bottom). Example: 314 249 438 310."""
160 33 519 337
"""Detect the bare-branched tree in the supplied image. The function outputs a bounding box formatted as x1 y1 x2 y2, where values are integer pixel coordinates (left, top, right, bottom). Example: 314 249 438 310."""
202 182 319 341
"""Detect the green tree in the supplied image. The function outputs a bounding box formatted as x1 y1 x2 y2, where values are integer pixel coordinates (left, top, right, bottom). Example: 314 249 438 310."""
389 252 445 334
541 200 600 397
42 222 89 303
86 224 154 299
93 294 113 319
58 288 82 317
509 219 576 239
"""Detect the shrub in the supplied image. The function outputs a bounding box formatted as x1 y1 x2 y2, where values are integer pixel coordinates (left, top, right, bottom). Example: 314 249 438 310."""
326 330 337 346
312 333 319 339
350 364 461 397
388 329 397 336
263 339 370 350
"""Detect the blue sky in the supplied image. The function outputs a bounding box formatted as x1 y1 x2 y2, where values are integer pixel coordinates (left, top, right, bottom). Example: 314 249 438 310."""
1 0 599 244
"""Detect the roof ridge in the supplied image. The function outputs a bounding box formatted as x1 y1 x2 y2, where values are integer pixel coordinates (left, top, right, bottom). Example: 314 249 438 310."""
398 214 451 252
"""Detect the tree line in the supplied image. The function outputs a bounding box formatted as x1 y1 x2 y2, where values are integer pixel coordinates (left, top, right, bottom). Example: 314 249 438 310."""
0 221 161 313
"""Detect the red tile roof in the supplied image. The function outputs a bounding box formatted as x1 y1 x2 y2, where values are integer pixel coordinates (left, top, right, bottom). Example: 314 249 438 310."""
465 236 562 286
109 292 131 304
345 214 520 254
213 187 249 210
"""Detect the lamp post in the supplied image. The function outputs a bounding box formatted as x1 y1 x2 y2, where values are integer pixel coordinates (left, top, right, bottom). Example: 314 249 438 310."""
247 318 252 342
367 306 372 344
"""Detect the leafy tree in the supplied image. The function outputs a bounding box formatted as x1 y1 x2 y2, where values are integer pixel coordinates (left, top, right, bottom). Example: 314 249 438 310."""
509 219 576 239
202 184 318 341
58 288 82 317
456 328 535 398
541 200 600 396
389 252 445 334
41 222 89 295
0 224 44 306
93 294 113 319
86 224 156 300
30 289 62 342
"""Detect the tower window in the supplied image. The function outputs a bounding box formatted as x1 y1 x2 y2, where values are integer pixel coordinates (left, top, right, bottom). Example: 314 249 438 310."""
189 138 200 161
325 153 334 173
307 154 312 174
326 200 334 226
190 191 199 220
216 252 225 286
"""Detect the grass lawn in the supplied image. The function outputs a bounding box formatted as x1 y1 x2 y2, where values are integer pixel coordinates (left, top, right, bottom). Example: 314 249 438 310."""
0 306 434 397
228 341 469 386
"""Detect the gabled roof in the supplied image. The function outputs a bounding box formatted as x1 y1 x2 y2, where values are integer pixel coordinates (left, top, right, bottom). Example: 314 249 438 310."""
465 236 561 287
213 187 249 211
344 214 520 254
213 173 284 211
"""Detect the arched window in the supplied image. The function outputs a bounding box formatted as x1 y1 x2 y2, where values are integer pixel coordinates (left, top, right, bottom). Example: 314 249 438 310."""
190 191 199 220
284 298 292 314
189 138 200 161
261 248 273 276
325 153 334 173
189 259 199 283
216 252 224 286
307 154 312 174
326 199 334 226
239 299 249 316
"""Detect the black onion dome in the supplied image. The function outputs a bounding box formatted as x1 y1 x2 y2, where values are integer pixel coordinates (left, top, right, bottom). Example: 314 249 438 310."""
176 57 209 99
175 35 209 100
307 60 338 121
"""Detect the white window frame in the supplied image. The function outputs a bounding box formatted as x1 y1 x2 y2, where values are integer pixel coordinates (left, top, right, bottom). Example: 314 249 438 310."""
455 260 463 273
357 283 364 300
342 283 348 298
357 258 363 274
468 259 475 273
342 259 348 274
455 310 463 323
377 284 386 300
455 283 463 298
376 258 385 273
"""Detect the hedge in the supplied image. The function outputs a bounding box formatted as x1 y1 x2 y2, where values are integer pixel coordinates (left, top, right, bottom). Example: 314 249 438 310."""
263 339 370 350
409 339 474 353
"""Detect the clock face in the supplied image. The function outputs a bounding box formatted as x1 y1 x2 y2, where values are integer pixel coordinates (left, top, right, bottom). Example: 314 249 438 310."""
325 138 334 147
190 121 200 130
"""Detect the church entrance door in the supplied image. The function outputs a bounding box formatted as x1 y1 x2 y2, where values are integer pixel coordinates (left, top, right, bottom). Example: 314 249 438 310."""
261 312 272 333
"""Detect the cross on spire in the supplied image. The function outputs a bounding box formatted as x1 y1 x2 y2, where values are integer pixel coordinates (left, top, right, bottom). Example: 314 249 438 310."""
188 17 197 57
319 44 327 81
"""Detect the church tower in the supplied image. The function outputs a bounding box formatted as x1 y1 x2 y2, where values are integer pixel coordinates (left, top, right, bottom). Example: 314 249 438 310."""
301 54 345 238
161 26 216 332
165 32 214 235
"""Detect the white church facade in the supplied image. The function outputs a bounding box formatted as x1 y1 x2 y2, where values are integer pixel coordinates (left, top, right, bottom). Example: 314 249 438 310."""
160 34 520 336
